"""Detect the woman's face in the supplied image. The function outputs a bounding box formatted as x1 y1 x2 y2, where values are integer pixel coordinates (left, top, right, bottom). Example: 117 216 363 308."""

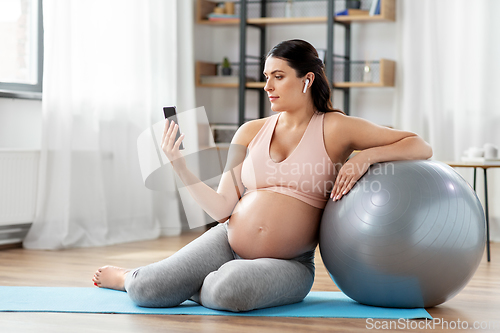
263 56 309 112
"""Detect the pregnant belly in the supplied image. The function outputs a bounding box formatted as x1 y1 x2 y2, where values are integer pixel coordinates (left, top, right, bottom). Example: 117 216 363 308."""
227 190 324 259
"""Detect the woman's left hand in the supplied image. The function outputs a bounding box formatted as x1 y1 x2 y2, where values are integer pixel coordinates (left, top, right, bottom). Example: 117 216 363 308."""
330 153 372 201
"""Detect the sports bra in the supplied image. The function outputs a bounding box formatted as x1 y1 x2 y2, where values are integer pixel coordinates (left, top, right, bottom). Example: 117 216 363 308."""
241 112 336 209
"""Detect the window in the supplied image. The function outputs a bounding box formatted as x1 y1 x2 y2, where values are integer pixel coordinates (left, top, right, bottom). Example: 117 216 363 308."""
0 0 43 99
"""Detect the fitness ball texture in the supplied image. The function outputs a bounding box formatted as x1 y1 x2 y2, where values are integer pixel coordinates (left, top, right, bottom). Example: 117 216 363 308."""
319 160 485 308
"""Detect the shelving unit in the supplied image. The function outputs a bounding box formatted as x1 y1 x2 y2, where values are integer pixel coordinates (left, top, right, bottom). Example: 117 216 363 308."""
195 0 396 126
195 61 262 88
196 1 395 25
195 62 237 88
196 58 395 89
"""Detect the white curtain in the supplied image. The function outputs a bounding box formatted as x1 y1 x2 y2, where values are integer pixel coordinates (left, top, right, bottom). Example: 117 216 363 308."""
394 0 500 241
24 0 203 249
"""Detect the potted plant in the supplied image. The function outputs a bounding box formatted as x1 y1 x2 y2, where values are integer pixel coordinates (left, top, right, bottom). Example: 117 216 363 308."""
221 57 232 76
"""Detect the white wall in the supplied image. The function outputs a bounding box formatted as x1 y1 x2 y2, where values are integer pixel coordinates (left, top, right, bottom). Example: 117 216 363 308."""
194 11 397 127
0 98 42 149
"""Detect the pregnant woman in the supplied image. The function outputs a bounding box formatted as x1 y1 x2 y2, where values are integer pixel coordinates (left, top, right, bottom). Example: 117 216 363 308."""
93 39 432 312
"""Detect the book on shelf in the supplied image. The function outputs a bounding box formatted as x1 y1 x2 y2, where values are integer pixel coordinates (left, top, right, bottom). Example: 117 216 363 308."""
335 9 369 16
369 0 380 16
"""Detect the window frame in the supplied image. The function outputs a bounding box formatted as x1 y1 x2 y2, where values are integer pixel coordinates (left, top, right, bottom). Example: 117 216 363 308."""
0 0 44 100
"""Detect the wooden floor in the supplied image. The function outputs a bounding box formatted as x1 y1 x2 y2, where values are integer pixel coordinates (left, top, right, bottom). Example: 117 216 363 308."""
0 232 499 333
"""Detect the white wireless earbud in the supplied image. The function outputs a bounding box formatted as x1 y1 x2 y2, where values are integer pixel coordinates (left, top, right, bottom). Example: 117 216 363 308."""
303 79 310 93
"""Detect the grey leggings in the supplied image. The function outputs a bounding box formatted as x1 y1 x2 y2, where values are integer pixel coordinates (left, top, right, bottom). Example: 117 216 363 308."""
124 222 315 312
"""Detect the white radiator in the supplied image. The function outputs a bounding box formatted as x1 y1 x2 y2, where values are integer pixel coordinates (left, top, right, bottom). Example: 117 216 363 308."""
0 149 39 245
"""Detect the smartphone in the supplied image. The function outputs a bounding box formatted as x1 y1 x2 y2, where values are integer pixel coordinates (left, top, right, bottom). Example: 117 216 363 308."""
163 106 184 150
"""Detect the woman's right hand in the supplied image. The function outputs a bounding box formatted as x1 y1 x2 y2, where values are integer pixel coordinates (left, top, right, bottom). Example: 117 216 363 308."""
161 119 186 170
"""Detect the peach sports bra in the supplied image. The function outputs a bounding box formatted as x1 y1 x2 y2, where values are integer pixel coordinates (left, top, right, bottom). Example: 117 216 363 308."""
241 112 336 209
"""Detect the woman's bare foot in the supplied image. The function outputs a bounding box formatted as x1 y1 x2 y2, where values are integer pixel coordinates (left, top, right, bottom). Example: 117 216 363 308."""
92 266 131 291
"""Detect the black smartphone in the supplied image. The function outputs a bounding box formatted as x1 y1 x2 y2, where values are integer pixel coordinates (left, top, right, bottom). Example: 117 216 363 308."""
163 106 184 150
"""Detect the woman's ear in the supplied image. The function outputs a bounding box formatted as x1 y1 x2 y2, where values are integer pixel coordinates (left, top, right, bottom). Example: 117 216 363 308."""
306 72 315 85
302 73 315 93
303 79 310 93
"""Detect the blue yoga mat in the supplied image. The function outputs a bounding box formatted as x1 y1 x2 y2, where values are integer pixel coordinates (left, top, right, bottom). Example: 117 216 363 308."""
0 287 432 319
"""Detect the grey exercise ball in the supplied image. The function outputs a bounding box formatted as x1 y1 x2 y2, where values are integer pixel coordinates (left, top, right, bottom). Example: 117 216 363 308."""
319 160 486 308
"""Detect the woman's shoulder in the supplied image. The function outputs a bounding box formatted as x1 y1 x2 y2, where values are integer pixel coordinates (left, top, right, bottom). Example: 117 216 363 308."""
322 111 359 146
323 110 366 132
323 110 347 122
323 110 350 132
322 111 356 161
231 115 273 147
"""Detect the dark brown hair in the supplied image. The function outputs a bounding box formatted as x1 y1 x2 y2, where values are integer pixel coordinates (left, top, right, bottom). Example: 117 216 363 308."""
266 39 344 115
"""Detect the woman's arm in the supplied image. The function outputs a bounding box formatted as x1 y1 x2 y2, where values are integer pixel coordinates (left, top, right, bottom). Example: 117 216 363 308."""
345 116 433 161
357 135 432 163
162 120 251 223
329 115 433 201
